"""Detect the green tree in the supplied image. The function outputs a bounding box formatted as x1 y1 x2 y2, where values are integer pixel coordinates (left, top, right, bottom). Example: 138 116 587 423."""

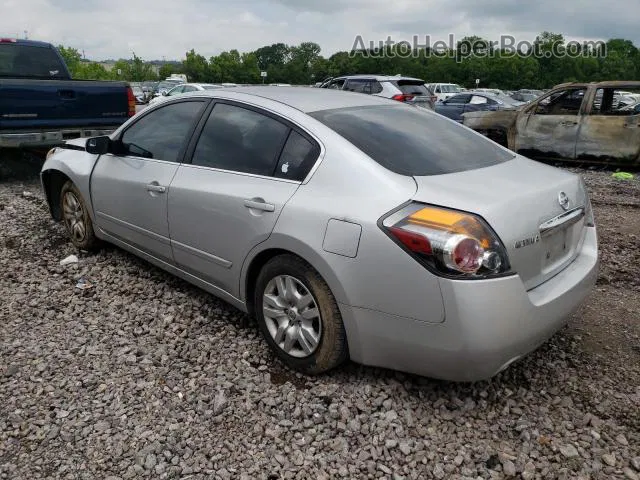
182 49 209 82
56 45 82 76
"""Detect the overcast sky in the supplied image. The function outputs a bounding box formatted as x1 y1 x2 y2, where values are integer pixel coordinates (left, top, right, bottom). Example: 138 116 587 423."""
2 0 638 60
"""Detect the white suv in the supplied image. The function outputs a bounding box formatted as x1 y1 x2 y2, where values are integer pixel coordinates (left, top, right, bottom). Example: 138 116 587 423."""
320 75 436 110
426 83 464 102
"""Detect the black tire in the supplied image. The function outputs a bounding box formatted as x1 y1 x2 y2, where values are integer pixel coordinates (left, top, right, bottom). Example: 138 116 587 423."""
254 254 348 374
59 180 99 250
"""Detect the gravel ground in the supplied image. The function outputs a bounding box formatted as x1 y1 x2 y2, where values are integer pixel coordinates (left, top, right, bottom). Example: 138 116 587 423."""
1 155 638 480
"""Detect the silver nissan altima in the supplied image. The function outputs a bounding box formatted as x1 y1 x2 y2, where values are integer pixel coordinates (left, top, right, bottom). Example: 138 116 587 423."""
41 87 598 381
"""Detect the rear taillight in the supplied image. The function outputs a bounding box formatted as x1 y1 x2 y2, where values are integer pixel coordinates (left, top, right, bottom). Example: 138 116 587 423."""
392 94 415 102
381 203 511 278
0 38 17 43
430 95 438 104
126 86 136 117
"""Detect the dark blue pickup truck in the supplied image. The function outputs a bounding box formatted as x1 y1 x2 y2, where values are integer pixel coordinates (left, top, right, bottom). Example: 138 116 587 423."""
0 38 134 148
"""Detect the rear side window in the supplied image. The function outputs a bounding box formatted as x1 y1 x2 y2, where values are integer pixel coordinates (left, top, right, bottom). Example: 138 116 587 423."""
310 105 514 176
275 131 320 181
446 94 470 104
0 44 68 79
191 103 289 176
345 79 372 94
393 81 430 96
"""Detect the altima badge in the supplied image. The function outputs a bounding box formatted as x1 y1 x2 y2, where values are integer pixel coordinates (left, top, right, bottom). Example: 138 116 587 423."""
515 234 540 249
558 191 570 211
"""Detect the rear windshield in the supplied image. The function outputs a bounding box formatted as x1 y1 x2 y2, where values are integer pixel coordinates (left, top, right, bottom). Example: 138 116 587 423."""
309 105 514 176
392 80 431 96
0 44 69 79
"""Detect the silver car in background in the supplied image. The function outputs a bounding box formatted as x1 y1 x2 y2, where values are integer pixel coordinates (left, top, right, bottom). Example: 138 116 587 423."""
320 75 436 109
41 87 598 381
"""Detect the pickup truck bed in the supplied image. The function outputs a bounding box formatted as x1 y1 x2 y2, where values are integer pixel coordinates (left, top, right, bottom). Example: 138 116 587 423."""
0 38 134 148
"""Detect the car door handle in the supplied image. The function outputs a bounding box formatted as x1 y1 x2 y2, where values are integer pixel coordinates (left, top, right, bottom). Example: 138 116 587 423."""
146 184 166 193
560 121 578 127
244 199 275 212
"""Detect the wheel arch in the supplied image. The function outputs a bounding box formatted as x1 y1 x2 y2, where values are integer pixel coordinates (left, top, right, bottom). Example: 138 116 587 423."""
41 169 72 221
241 237 360 361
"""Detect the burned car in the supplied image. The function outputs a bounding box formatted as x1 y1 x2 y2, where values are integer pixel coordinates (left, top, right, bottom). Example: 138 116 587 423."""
462 81 640 167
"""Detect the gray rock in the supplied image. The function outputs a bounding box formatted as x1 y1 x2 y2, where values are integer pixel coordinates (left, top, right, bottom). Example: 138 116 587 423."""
144 454 157 470
385 439 398 449
560 444 580 458
631 457 640 472
502 460 517 477
602 453 616 467
616 434 629 446
624 468 639 480
398 442 411 456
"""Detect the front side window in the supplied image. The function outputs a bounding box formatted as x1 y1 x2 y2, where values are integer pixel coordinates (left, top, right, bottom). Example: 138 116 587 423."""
120 101 205 161
191 103 289 176
535 88 586 115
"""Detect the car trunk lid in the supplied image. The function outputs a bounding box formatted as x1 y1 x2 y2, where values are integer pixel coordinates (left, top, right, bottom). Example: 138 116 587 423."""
412 157 588 290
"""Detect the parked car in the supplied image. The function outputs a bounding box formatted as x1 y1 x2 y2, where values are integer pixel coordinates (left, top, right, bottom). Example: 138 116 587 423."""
148 83 223 106
131 85 147 105
462 81 640 166
0 38 134 148
320 75 436 110
435 91 524 123
426 83 464 102
41 87 598 381
153 80 184 97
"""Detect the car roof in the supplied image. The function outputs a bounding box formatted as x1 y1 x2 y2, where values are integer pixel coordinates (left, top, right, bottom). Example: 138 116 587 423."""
0 38 53 48
334 74 425 82
553 81 640 89
182 86 396 113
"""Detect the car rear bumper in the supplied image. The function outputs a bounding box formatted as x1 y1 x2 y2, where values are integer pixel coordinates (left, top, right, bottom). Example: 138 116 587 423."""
344 227 598 382
0 127 117 148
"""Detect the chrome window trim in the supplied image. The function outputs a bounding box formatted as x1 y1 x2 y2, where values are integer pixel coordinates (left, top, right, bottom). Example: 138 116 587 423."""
177 162 302 185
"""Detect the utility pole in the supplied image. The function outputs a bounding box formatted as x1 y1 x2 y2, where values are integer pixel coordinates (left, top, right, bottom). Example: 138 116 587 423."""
23 30 28 40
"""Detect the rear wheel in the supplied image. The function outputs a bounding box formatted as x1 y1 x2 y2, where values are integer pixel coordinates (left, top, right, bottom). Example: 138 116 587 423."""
254 254 348 374
60 181 98 250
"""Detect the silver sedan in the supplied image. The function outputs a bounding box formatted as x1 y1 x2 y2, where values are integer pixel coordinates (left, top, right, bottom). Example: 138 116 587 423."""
41 87 598 381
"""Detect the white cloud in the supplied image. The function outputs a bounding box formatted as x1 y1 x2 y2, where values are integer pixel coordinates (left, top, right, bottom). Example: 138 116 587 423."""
0 0 637 60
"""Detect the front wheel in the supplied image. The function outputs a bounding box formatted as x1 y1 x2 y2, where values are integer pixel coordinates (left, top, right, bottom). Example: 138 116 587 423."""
254 254 348 374
60 180 98 250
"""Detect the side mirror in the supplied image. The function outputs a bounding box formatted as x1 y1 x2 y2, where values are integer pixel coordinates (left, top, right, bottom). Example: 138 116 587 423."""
85 136 111 155
162 91 168 96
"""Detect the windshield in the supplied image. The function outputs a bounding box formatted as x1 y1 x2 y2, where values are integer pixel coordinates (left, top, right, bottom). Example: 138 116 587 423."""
441 84 462 93
0 44 69 79
157 81 180 90
310 105 514 176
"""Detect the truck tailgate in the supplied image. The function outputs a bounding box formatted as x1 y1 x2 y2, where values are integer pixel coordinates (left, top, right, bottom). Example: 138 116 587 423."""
0 79 130 129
